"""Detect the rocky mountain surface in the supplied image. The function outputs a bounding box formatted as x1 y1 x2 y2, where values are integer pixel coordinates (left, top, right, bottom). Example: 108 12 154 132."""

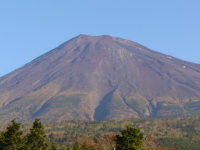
1 34 200 124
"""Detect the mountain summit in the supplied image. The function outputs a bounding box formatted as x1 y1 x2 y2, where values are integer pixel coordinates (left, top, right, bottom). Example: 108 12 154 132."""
1 34 200 123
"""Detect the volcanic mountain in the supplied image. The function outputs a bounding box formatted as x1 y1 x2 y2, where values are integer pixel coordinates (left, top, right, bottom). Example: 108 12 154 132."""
1 34 200 124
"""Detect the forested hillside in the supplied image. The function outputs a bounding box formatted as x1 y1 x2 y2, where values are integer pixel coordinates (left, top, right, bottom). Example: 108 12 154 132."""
1 117 199 149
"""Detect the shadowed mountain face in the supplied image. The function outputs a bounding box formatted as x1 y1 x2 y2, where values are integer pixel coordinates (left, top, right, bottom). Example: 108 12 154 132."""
1 34 200 124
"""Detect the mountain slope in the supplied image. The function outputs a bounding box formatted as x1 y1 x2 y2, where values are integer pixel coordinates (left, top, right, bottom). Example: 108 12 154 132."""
0 34 200 123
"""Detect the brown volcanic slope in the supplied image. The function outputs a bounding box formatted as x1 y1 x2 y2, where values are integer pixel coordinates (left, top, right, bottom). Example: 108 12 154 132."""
1 34 200 124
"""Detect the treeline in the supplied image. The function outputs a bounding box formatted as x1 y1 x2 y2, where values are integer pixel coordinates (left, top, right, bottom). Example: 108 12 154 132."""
1 117 200 149
0 119 173 150
45 117 200 149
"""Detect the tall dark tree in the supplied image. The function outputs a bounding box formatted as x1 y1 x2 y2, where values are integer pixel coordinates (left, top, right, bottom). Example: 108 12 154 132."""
0 119 23 150
24 118 49 150
115 125 144 150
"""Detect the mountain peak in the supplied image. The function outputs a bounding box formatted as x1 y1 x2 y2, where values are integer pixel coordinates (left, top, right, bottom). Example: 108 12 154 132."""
75 34 115 40
0 35 200 123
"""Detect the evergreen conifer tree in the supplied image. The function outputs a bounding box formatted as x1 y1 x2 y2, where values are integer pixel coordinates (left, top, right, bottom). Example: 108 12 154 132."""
0 119 23 150
115 125 144 150
24 118 49 150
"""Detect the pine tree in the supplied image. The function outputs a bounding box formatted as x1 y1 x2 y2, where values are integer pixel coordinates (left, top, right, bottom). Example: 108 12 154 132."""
0 119 23 150
24 118 49 150
115 125 144 150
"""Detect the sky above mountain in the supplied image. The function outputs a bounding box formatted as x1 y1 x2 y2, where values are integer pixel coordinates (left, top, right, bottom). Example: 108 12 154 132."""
1 1 200 77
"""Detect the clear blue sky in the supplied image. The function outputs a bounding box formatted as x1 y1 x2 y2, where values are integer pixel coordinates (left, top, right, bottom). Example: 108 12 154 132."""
1 1 200 77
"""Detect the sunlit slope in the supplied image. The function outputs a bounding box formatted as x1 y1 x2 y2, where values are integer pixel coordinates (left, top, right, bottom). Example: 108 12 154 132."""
0 34 200 123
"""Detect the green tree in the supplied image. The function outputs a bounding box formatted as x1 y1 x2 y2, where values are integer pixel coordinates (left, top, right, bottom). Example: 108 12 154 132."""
24 118 49 150
0 119 23 150
72 141 81 150
115 125 144 150
50 142 58 150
